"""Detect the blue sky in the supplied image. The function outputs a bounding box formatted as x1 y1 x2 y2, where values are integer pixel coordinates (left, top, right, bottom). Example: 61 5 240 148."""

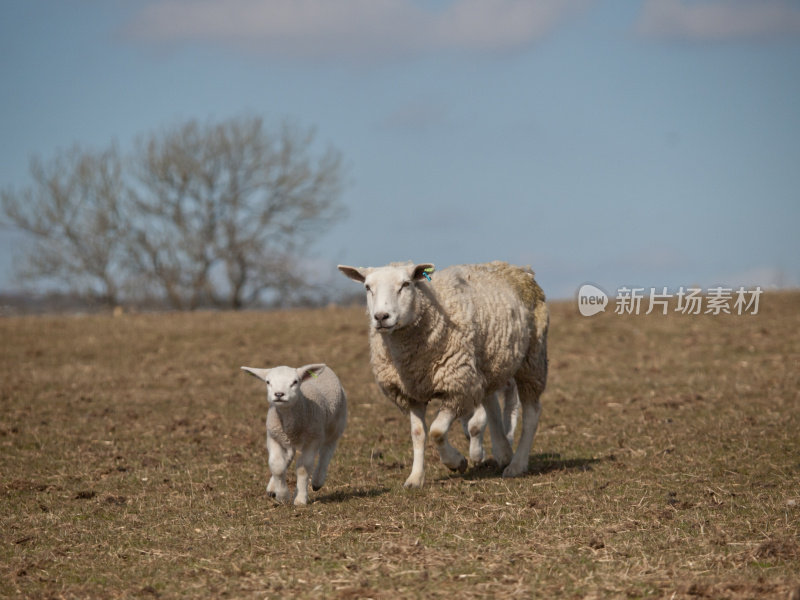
1 0 799 300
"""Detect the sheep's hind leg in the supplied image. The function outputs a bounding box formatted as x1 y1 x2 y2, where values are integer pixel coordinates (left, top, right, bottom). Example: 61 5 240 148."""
503 391 542 478
404 402 428 489
430 408 467 473
484 392 513 468
501 380 521 446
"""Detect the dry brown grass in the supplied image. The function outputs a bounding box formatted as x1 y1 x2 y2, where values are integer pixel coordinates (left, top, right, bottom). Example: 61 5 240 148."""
2 293 799 599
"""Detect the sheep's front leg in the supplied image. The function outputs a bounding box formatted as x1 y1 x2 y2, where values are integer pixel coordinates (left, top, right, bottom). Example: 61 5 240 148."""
294 445 318 506
266 436 292 503
404 402 428 489
430 407 467 473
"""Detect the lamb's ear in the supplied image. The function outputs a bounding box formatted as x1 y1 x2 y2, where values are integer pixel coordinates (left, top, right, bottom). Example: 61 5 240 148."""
241 366 271 382
410 263 435 281
298 363 326 382
337 265 368 283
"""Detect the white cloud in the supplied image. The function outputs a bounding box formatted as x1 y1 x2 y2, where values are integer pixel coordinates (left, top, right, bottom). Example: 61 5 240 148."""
125 0 590 61
636 0 800 41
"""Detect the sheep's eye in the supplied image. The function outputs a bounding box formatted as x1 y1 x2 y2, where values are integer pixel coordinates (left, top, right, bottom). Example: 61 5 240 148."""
365 284 371 292
400 281 410 289
291 380 298 386
265 380 270 386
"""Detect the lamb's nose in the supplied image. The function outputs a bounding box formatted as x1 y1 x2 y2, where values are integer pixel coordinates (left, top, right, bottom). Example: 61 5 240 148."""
374 312 390 323
274 392 284 399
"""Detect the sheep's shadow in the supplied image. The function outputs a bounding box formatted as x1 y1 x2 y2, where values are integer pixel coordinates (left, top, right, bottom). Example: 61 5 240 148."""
450 452 602 482
313 485 390 504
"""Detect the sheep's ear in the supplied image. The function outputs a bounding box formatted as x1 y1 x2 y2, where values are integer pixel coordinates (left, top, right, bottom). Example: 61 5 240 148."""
241 366 271 382
298 363 326 382
337 265 368 283
410 263 435 281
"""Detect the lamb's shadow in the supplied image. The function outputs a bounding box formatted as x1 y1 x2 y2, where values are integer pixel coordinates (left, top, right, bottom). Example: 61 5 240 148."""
313 485 390 504
453 452 603 482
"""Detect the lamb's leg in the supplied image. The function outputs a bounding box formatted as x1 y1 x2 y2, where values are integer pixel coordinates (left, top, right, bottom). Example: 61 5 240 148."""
267 436 292 502
484 392 513 468
465 405 487 464
430 407 467 473
312 438 340 491
404 402 428 489
294 446 317 506
503 390 542 478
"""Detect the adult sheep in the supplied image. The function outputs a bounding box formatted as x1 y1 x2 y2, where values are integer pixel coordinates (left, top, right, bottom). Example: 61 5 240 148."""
338 261 548 488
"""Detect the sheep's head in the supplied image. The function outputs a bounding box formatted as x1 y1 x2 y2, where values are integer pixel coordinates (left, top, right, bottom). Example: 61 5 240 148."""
241 364 326 405
338 263 434 333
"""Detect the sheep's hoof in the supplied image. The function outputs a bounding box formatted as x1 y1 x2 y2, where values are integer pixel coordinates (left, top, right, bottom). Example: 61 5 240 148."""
494 458 512 471
266 490 276 498
469 450 486 464
448 457 468 474
502 463 526 478
479 458 499 470
312 484 322 492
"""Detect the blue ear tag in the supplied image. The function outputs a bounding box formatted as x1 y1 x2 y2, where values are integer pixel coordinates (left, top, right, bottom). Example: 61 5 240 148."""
422 267 434 282
423 272 431 282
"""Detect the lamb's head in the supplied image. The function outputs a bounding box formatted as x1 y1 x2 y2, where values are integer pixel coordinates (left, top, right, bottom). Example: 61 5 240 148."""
241 364 326 406
338 263 434 333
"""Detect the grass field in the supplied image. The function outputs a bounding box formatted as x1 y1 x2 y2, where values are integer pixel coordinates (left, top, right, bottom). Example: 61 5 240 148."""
2 292 799 599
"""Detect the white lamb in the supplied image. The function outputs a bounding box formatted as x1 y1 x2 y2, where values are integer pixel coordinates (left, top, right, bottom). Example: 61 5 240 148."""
338 261 548 488
241 363 347 505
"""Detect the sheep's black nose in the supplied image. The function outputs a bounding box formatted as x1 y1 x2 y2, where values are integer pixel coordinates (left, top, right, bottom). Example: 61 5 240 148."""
374 312 390 323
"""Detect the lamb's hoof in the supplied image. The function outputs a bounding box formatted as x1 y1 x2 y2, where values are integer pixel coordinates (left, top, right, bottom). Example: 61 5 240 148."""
266 490 276 498
403 475 424 489
502 463 526 478
293 498 308 506
312 484 322 492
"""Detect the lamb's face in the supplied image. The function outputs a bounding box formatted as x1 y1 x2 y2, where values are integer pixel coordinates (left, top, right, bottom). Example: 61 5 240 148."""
241 363 326 405
262 366 303 406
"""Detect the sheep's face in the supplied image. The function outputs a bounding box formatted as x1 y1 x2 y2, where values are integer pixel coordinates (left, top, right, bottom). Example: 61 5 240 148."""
240 364 326 406
338 263 434 334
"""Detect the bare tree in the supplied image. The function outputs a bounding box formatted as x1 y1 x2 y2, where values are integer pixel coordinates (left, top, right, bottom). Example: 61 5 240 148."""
1 116 345 310
127 117 346 309
0 146 129 305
